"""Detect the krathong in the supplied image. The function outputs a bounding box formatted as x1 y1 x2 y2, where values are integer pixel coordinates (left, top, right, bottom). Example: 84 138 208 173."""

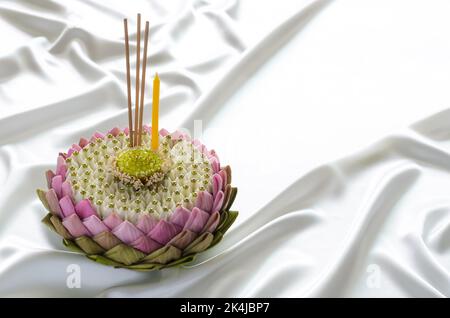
36 14 238 271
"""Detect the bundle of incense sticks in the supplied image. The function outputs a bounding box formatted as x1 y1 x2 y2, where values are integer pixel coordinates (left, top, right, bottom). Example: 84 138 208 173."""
124 13 149 147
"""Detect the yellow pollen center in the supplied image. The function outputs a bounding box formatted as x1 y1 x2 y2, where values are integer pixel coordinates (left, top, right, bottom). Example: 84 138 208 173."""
116 149 162 178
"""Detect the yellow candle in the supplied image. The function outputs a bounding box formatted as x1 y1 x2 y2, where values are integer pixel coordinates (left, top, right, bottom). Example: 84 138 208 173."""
151 73 160 151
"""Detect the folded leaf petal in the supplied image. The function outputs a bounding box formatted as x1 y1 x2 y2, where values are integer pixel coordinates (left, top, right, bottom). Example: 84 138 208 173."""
213 190 225 212
37 189 50 211
93 231 121 250
83 215 109 236
195 191 213 212
219 169 228 187
45 189 62 216
71 143 82 152
169 206 190 228
171 130 184 140
184 207 210 233
74 199 97 219
45 170 55 189
93 131 105 139
78 137 89 148
136 214 158 234
202 211 220 233
59 195 76 217
212 173 223 197
49 214 72 239
169 230 197 249
108 127 121 137
159 128 169 136
184 232 214 255
131 235 162 254
61 181 73 198
145 245 181 264
56 155 67 177
112 221 143 244
210 156 220 173
62 214 91 237
75 236 105 254
223 165 232 185
104 244 145 266
197 143 208 155
209 149 219 161
51 175 63 199
103 212 123 230
149 220 181 245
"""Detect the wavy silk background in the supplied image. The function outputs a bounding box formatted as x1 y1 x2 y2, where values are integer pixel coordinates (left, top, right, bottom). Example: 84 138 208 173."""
0 0 450 297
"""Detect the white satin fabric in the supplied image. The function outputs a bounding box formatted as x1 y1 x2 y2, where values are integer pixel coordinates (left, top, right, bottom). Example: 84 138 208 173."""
0 0 449 297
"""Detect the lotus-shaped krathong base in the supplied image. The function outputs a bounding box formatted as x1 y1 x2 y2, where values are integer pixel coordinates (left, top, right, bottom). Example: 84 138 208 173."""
37 127 238 271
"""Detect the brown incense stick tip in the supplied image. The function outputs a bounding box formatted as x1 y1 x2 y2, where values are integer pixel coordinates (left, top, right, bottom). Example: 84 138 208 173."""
123 17 133 147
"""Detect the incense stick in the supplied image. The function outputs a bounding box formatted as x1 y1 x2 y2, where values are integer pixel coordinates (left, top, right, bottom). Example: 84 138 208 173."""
123 19 133 147
138 21 149 146
134 13 141 147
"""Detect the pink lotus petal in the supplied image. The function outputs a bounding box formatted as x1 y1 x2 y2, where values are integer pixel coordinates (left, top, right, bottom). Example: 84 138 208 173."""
210 157 220 173
56 164 67 179
93 131 105 139
74 199 97 219
63 214 91 237
192 139 201 147
136 214 158 234
159 128 169 137
45 189 62 216
208 150 220 164
51 175 63 199
196 144 207 156
61 181 73 198
169 206 191 228
56 155 66 174
195 191 213 212
171 130 184 140
131 236 162 254
203 211 221 233
103 213 123 230
124 127 130 135
67 148 74 157
198 144 208 155
143 125 150 133
213 191 225 212
219 169 228 187
45 170 55 189
112 221 143 244
149 220 181 245
59 195 76 217
108 127 121 136
56 155 66 175
184 207 210 233
71 144 82 152
78 137 89 148
210 149 219 159
212 173 223 197
183 133 191 141
83 215 109 236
